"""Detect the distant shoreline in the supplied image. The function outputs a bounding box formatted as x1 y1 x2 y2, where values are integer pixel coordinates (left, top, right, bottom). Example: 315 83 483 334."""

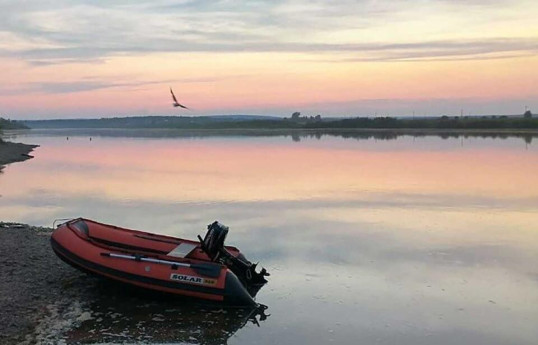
295 127 538 135
0 140 38 170
20 114 538 132
7 127 538 136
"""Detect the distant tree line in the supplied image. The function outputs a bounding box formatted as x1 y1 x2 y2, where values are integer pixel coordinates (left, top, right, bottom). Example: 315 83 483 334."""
20 111 538 130
288 112 322 122
302 115 538 130
0 118 28 130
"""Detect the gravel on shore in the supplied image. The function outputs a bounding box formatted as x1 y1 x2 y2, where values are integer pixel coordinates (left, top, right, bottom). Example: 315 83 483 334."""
0 222 92 345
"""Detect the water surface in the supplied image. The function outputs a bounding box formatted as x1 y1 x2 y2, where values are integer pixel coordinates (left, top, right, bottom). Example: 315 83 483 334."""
1 130 537 344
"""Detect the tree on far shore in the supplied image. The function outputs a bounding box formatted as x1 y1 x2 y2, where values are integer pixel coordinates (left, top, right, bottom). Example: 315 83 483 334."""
524 110 532 118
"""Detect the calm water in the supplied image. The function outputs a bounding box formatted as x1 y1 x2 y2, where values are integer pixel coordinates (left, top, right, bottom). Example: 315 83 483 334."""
1 129 538 345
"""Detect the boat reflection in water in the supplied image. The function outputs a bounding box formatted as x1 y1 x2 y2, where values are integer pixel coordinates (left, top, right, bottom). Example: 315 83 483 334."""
65 279 269 344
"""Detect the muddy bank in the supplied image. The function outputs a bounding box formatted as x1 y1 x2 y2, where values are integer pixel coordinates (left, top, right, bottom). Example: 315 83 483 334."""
0 140 38 170
0 223 267 345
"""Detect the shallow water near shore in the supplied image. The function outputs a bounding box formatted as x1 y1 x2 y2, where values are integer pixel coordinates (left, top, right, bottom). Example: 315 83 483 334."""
1 129 538 344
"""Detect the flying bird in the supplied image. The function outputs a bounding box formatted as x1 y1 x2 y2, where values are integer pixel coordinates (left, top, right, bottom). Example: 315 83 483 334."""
170 87 189 109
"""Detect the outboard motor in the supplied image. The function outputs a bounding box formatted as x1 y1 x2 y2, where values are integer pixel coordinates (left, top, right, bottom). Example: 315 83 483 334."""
199 221 269 297
200 221 229 261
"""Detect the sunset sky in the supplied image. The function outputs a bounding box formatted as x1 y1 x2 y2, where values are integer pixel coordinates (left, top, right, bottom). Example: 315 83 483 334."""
1 0 537 119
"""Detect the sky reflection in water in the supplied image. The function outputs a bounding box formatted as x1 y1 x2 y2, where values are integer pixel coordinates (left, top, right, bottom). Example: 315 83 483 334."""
1 130 537 344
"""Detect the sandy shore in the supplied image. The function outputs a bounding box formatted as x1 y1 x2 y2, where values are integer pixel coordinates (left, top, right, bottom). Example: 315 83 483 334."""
0 140 38 170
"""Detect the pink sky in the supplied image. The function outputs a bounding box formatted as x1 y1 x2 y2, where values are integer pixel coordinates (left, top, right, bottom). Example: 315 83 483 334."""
1 1 537 119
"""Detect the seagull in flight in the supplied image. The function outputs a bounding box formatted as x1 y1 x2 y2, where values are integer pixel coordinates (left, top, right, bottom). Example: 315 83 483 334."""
170 87 189 109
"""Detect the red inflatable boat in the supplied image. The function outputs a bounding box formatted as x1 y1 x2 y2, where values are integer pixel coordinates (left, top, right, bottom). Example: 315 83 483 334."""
51 218 269 305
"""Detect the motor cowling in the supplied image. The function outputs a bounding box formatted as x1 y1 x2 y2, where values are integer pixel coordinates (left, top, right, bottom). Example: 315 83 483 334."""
198 221 269 298
199 221 229 262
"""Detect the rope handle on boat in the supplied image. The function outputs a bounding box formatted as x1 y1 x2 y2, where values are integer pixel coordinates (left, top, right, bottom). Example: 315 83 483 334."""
52 218 73 228
100 252 222 278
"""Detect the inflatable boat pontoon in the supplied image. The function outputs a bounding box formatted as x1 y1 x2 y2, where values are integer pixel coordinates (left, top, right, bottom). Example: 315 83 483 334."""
51 218 269 305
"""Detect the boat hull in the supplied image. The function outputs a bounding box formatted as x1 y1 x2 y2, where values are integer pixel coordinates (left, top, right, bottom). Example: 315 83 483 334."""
50 219 257 306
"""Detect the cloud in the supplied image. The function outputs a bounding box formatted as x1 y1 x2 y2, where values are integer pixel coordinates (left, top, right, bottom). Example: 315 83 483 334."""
26 58 106 66
334 38 538 62
26 76 236 94
6 36 537 64
29 81 130 94
1 0 536 63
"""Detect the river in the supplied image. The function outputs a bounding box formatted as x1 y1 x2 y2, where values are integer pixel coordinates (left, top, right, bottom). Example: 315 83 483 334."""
1 129 537 344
